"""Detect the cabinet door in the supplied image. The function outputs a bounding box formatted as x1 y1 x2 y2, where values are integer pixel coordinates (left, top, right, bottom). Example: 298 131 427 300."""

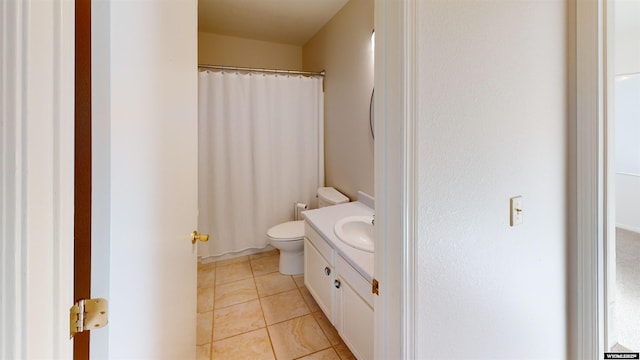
338 277 374 360
304 238 335 322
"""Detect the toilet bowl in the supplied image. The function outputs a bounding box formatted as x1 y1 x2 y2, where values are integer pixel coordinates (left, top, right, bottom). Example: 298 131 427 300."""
267 187 349 275
267 220 305 275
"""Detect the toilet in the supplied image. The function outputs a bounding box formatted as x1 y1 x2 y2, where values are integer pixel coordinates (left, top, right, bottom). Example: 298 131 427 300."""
267 187 349 275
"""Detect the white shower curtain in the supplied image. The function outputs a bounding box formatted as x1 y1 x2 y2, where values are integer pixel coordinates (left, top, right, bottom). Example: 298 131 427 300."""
198 71 324 258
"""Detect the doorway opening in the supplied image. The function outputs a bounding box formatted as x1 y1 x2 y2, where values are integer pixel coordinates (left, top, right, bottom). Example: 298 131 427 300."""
607 0 640 353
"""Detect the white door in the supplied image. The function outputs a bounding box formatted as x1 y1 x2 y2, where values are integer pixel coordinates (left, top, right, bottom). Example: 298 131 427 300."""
90 0 199 358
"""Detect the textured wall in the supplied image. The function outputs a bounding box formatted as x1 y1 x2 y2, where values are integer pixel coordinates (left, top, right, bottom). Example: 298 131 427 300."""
302 0 374 200
199 32 302 70
414 1 568 358
615 0 640 75
617 174 640 232
615 0 640 232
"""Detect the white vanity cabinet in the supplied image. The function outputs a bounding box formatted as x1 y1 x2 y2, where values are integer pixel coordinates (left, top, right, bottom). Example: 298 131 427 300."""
303 225 336 322
304 221 374 360
335 255 374 360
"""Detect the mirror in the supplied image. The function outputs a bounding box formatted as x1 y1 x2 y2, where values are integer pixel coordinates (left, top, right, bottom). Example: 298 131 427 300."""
369 89 374 139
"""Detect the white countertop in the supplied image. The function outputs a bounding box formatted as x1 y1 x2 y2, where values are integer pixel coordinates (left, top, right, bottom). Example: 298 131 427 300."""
302 201 374 282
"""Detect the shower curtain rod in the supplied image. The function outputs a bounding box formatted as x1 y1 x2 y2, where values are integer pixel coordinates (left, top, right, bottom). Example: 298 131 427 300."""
198 64 325 77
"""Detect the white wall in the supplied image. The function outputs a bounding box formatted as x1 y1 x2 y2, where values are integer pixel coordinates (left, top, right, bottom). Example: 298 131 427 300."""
617 174 640 232
414 1 568 358
615 0 640 75
615 0 640 233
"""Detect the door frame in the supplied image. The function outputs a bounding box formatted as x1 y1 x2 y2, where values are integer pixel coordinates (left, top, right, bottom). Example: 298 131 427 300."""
0 0 75 358
573 0 613 357
373 0 417 358
603 0 617 351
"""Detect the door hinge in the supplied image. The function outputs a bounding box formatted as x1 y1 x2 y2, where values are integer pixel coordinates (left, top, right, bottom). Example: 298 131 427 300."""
69 298 108 339
372 278 379 295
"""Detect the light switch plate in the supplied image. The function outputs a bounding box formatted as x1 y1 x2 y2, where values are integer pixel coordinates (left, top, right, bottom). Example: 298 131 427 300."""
510 196 523 226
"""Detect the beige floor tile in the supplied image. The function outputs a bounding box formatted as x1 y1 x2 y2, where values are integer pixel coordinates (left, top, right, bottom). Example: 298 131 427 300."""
255 272 297 297
250 255 280 277
249 249 279 260
299 286 320 312
312 311 341 346
293 274 305 287
198 260 216 271
198 267 216 289
298 348 341 360
197 287 215 313
260 289 310 325
211 328 275 360
196 343 210 360
196 311 213 346
268 314 330 360
216 261 253 285
213 299 265 341
333 342 356 360
215 255 249 267
215 278 258 309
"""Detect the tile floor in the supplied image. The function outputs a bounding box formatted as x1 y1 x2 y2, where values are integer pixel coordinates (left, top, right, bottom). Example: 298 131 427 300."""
197 249 356 360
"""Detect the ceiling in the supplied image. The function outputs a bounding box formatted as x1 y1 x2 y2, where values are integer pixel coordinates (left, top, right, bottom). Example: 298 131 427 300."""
198 0 350 46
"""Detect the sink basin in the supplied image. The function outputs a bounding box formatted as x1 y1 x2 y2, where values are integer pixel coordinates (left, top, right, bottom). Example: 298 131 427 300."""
334 215 374 253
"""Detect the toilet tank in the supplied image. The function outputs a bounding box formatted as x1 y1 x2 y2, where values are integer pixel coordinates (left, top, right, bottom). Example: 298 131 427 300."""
317 187 349 208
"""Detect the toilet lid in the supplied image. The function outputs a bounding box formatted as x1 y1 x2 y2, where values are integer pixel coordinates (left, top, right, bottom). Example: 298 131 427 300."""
267 220 305 241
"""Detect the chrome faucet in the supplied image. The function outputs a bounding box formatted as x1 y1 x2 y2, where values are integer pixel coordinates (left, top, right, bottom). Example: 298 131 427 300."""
372 214 375 226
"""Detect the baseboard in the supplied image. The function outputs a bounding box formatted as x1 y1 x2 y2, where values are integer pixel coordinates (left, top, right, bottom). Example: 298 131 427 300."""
616 224 640 235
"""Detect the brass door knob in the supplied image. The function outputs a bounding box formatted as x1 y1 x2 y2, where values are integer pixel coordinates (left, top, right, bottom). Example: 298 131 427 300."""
191 230 210 244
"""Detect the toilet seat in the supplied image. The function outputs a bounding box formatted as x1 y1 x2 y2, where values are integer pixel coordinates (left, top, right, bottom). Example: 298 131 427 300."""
267 220 304 241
